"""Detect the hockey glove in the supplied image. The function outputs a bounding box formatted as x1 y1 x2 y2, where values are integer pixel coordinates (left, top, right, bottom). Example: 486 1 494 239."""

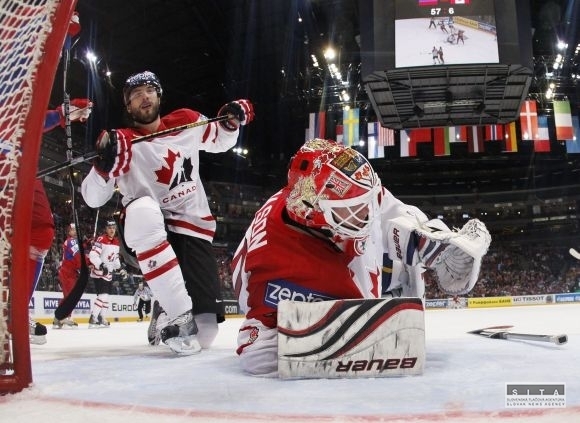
68 11 81 38
93 129 119 177
218 99 255 131
386 216 491 296
56 98 93 128
98 263 109 276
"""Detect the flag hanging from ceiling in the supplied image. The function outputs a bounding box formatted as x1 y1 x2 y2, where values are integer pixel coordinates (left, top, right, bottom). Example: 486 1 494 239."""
534 116 550 152
446 126 462 143
466 126 485 153
378 124 395 146
400 128 431 157
433 128 450 156
553 100 574 140
342 108 359 147
504 122 517 152
307 111 326 140
565 116 580 153
457 126 471 142
410 128 432 143
519 99 538 140
367 123 385 159
484 124 504 140
432 126 463 156
400 129 416 157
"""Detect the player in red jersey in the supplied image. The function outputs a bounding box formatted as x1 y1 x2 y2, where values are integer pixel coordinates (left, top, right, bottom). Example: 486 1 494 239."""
53 223 85 329
232 139 491 376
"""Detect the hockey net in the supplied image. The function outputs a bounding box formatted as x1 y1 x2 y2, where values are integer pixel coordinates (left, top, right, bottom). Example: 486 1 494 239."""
0 0 76 394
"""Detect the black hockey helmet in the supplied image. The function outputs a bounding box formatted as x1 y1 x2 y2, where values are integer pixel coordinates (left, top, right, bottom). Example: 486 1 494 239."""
105 220 116 227
123 71 163 104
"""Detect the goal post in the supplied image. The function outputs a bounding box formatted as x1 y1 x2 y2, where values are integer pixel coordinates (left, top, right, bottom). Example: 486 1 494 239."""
0 0 77 394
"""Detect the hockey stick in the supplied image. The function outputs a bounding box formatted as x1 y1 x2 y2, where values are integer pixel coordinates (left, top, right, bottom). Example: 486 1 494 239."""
36 114 230 178
55 29 90 321
55 169 90 320
569 248 580 260
468 326 568 345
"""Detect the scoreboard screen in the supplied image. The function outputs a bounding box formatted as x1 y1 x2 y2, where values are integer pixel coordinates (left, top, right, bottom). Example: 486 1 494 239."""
394 0 499 67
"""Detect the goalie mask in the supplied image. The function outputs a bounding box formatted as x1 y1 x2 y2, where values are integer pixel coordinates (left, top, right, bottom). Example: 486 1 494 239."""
123 71 163 105
286 139 381 240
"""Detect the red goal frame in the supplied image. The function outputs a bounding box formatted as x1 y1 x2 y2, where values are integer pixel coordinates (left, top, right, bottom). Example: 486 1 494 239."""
0 0 77 394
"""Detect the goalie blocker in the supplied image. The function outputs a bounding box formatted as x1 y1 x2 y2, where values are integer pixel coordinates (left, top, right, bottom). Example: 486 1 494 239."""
277 297 425 379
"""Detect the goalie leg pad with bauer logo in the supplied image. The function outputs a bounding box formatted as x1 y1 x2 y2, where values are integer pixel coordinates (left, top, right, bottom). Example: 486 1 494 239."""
277 297 425 379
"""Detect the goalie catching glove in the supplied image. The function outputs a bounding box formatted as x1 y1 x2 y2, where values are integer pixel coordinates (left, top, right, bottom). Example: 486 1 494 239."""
93 129 133 179
218 99 255 131
386 216 491 295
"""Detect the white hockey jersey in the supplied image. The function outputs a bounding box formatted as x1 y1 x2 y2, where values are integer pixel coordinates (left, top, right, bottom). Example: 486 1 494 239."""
82 108 239 242
88 234 121 281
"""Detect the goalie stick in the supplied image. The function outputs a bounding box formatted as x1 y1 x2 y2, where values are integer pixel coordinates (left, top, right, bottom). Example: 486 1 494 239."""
468 325 568 345
36 114 230 178
569 248 580 260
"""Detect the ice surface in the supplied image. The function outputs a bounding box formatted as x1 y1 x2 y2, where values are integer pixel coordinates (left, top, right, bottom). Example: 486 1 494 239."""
1 304 579 422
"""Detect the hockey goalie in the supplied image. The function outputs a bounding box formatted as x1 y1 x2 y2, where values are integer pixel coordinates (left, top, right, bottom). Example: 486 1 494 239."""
232 139 491 378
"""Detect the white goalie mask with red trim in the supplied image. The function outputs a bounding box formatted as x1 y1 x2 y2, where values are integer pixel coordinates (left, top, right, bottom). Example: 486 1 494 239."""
285 139 381 241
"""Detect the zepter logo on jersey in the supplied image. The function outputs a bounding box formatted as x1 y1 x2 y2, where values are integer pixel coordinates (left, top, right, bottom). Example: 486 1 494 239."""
286 139 381 240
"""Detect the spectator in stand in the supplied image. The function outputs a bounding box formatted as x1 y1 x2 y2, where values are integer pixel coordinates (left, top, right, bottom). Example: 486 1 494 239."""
133 282 154 322
111 280 123 295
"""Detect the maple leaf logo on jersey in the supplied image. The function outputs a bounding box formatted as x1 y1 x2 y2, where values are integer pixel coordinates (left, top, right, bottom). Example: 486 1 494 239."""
155 150 181 185
154 148 196 189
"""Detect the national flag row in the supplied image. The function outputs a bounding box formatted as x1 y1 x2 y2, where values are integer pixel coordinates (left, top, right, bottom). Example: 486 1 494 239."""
305 99 580 159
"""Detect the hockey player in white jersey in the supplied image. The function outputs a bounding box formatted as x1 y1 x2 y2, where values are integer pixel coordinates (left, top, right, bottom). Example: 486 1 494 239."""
81 71 254 355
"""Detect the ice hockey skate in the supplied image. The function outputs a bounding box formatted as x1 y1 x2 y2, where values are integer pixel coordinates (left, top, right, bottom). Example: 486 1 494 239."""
52 318 63 329
29 318 47 345
147 300 170 345
98 315 110 327
88 315 104 329
53 317 78 329
63 317 79 328
160 310 201 355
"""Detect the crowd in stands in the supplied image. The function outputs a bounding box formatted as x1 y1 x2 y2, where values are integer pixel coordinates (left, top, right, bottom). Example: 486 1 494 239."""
38 181 580 301
38 239 580 302
425 244 580 299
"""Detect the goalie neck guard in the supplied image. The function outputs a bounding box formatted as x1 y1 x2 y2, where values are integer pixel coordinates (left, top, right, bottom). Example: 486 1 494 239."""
285 139 381 240
123 71 163 105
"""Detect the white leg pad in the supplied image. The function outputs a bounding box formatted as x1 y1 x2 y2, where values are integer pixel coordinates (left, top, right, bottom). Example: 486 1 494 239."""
277 297 425 379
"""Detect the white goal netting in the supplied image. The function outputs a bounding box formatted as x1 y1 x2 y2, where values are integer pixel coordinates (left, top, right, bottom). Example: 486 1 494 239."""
0 0 76 393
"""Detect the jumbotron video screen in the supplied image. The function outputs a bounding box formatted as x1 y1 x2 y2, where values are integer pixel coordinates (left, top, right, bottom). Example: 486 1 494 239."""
394 0 499 68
